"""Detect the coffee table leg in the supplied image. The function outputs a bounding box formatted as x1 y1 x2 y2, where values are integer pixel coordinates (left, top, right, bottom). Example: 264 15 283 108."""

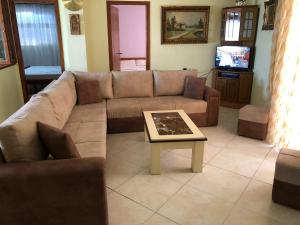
144 126 148 142
151 143 161 175
192 141 204 173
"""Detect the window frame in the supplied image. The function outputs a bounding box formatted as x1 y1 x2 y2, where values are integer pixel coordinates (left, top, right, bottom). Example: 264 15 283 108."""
0 0 16 69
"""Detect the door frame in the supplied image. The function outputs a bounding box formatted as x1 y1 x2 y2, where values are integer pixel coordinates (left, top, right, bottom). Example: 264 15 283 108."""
106 1 150 71
8 0 64 102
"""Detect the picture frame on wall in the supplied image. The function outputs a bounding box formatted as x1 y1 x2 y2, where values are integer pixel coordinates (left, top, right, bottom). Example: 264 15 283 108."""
161 6 210 44
262 0 277 30
0 0 16 68
70 14 81 35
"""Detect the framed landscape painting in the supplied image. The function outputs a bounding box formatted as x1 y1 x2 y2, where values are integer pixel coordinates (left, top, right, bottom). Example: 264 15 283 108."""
161 6 210 44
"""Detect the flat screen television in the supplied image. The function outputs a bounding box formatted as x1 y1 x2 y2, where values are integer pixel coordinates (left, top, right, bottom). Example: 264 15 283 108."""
215 46 252 71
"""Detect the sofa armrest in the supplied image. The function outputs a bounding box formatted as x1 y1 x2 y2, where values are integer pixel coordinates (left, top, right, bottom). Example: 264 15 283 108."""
0 157 108 225
204 86 220 126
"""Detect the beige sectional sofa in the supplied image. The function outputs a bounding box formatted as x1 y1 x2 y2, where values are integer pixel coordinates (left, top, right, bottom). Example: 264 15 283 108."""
0 69 220 225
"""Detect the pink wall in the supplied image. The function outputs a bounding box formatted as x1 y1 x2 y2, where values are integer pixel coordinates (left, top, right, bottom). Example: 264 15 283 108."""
116 5 146 58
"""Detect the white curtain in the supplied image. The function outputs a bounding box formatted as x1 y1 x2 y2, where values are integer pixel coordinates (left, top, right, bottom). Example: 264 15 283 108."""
267 0 300 149
16 4 60 67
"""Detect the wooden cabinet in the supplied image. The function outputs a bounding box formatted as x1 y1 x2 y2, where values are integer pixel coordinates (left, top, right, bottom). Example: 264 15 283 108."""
212 69 253 108
221 5 259 46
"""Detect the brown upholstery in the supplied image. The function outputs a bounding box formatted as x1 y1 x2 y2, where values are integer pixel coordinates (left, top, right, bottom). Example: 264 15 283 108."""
0 157 108 225
38 122 80 159
239 105 269 124
75 79 102 105
204 86 220 126
273 148 300 210
153 70 197 96
73 71 113 99
238 104 269 140
112 70 153 98
184 76 206 99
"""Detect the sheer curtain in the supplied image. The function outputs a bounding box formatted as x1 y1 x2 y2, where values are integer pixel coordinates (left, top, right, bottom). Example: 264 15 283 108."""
16 4 60 66
267 0 300 149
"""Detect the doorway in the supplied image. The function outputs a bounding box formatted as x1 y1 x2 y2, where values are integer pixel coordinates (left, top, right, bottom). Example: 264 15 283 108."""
107 1 150 71
10 0 64 100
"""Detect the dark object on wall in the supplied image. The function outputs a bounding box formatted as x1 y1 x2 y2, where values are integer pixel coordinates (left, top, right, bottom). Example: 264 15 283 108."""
70 14 80 35
161 6 210 44
262 0 277 30
0 0 16 69
220 5 259 47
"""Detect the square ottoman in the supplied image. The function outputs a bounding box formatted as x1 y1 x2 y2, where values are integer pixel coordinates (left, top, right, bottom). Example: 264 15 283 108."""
238 105 269 140
272 148 300 210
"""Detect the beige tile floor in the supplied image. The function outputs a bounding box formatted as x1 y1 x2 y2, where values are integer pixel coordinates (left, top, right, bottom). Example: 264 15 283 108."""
106 107 300 225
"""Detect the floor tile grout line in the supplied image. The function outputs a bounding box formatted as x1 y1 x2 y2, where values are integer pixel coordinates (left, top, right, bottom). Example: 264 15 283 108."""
221 145 276 225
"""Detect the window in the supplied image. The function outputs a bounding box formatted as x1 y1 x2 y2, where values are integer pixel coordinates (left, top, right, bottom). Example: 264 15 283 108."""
0 0 15 69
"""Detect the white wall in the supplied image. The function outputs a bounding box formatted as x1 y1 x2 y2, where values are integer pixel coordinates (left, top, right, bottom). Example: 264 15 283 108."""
84 0 236 74
59 1 88 71
251 0 273 105
151 0 235 85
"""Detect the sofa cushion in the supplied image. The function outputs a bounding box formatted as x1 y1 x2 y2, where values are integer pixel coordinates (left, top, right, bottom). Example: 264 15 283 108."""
107 98 141 118
0 95 58 162
76 141 106 159
112 71 153 98
75 79 102 105
40 79 76 128
275 149 300 186
68 102 107 123
154 70 198 96
38 122 80 159
106 96 207 119
73 71 113 99
239 105 269 124
184 76 206 99
62 102 107 159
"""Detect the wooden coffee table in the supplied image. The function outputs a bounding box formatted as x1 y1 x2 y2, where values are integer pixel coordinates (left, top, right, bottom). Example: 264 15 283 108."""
143 110 207 175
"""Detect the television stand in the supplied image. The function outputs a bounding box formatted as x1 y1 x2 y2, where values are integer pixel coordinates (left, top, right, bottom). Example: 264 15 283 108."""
212 69 253 109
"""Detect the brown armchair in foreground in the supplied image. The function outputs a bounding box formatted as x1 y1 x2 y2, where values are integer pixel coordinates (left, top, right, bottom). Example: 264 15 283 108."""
0 157 109 225
272 148 300 210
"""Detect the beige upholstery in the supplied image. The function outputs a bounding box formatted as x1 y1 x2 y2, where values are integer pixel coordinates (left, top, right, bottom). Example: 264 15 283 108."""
107 98 142 118
107 96 207 119
63 102 107 159
153 70 197 96
239 105 269 124
112 71 153 98
68 102 107 123
40 79 76 128
76 141 106 158
58 71 77 94
73 71 113 99
0 95 58 162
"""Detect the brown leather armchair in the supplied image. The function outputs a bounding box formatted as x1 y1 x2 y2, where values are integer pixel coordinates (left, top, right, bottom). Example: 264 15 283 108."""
0 157 108 225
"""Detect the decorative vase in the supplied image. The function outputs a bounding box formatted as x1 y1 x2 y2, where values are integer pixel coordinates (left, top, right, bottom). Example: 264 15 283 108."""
236 0 246 6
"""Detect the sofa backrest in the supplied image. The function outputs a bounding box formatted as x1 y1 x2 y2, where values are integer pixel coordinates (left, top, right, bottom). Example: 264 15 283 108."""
73 71 113 99
153 70 198 96
112 71 153 98
39 74 77 129
0 95 58 162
